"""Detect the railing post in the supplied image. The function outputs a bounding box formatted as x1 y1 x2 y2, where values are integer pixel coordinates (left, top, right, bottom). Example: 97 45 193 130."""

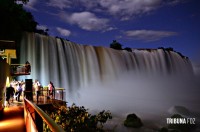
53 88 55 99
24 98 65 132
35 111 43 132
61 90 63 101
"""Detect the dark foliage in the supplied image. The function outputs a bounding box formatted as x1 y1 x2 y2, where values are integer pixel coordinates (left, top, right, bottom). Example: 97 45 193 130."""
0 0 37 41
44 103 112 131
110 40 122 50
158 47 188 59
0 0 37 63
35 29 49 36
124 47 132 52
165 47 174 51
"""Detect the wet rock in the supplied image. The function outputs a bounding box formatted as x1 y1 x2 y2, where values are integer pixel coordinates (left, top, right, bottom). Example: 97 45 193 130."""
168 106 190 116
124 113 143 128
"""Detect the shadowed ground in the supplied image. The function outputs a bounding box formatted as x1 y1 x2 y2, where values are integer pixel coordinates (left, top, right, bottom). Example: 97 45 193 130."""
0 101 26 132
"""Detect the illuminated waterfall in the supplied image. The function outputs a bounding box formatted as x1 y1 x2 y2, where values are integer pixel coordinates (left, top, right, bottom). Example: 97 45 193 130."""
19 33 194 102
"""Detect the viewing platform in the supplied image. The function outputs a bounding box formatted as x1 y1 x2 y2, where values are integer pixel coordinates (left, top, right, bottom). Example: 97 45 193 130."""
0 90 66 132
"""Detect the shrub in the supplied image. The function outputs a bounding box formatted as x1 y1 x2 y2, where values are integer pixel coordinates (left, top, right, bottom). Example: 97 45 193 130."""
110 40 122 50
44 103 112 131
124 47 132 52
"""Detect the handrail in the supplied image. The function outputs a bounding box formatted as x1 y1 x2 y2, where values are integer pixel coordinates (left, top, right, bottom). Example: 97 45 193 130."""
10 64 30 66
24 98 65 132
39 87 65 101
0 98 3 111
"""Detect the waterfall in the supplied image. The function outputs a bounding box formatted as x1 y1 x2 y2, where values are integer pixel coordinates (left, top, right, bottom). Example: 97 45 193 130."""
19 33 196 108
19 33 193 84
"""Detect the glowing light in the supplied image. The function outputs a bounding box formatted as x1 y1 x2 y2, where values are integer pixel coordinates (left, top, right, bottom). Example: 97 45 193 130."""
0 118 24 128
6 76 10 87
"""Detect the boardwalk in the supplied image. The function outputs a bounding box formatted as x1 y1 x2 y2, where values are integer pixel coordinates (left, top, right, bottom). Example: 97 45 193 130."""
0 101 26 132
0 95 67 132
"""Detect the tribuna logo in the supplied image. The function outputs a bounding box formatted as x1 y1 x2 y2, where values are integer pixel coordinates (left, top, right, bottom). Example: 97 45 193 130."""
166 118 195 125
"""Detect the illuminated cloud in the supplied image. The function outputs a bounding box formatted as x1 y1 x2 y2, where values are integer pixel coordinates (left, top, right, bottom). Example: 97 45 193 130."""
98 0 161 20
47 0 71 9
56 27 71 37
53 0 184 20
22 0 187 32
36 25 48 30
60 11 110 31
124 30 178 41
23 0 186 20
18 0 38 11
98 0 185 20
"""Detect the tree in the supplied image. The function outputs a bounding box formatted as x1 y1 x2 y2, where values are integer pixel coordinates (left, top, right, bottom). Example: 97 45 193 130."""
14 0 29 4
0 0 37 41
110 40 122 50
124 47 132 52
0 0 37 63
166 47 174 51
35 28 49 35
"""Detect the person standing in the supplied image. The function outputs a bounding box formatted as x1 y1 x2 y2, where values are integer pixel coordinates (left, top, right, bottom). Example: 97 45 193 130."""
48 81 55 99
25 61 31 74
5 87 11 107
9 84 15 103
34 80 41 103
16 83 23 102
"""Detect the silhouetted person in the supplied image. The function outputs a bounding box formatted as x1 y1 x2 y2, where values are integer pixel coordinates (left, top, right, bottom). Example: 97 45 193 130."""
9 84 15 103
25 61 31 74
48 81 55 99
5 84 15 106
34 80 41 103
16 83 23 102
6 87 11 107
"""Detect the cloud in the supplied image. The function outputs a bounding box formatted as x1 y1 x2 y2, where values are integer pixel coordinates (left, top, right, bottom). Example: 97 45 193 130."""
103 27 117 32
98 0 185 20
60 11 110 31
56 27 71 37
47 0 71 9
164 0 189 6
99 0 162 20
124 30 178 41
36 25 48 30
56 0 186 20
17 0 38 11
21 0 187 20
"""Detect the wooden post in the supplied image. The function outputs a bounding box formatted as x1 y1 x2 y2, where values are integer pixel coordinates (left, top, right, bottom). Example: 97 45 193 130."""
61 90 63 101
35 110 43 131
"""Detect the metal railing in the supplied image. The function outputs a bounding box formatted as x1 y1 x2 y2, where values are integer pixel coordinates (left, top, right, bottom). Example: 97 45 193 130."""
40 87 65 101
24 98 65 132
24 87 65 103
10 63 31 76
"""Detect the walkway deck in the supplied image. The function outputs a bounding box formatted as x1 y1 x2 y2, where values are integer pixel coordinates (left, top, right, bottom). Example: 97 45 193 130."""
0 101 26 132
0 96 67 132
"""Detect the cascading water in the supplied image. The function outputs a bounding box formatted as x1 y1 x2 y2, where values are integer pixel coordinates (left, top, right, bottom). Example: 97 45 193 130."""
19 33 200 130
19 33 193 89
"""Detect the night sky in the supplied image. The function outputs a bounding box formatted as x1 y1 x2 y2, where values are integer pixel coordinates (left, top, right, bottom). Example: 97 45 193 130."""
20 0 200 62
